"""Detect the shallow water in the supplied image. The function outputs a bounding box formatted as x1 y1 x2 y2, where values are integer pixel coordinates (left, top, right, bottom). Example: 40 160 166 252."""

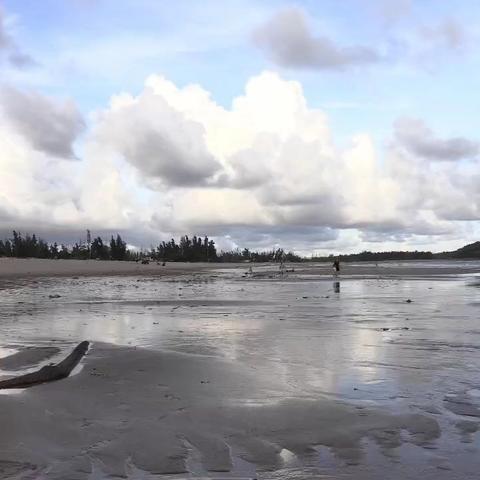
1 263 480 478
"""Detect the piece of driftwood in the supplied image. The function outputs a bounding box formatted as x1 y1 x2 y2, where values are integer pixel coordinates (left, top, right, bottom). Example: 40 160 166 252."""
0 341 89 390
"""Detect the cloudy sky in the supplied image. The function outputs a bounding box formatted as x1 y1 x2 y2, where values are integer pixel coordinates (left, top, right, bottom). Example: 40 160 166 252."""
1 0 479 254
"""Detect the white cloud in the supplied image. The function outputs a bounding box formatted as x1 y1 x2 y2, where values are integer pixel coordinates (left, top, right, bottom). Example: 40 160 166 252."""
95 89 221 186
89 72 480 244
0 117 80 229
0 89 145 241
1 71 480 252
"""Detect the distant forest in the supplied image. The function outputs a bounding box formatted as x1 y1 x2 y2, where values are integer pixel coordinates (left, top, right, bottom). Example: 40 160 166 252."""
310 250 434 262
310 241 480 261
0 231 479 262
0 231 301 263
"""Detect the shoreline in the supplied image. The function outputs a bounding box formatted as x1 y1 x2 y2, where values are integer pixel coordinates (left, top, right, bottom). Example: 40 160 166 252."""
1 257 480 280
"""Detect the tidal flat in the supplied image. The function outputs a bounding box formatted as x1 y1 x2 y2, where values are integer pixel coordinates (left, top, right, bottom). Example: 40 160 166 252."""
1 260 480 479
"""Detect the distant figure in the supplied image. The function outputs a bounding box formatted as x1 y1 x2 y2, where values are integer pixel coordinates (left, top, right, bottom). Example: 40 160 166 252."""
333 258 340 275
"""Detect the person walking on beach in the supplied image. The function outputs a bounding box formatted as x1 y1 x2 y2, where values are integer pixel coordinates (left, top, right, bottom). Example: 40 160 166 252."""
333 258 340 275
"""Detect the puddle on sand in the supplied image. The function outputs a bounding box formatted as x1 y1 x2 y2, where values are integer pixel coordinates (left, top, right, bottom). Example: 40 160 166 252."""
1 266 480 477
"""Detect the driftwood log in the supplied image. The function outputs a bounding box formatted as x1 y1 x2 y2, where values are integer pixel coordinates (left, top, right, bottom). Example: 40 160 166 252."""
0 341 89 389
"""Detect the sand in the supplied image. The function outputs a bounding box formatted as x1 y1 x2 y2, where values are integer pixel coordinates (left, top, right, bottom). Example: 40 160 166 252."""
0 346 60 371
0 258 216 279
1 257 480 280
1 261 480 478
0 342 441 479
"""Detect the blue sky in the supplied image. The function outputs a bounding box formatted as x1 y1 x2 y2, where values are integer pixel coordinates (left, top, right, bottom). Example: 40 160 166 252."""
1 0 479 253
7 0 478 126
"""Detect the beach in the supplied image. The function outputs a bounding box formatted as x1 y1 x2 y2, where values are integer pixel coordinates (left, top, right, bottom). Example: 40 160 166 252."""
2 257 480 279
0 258 216 279
1 259 480 479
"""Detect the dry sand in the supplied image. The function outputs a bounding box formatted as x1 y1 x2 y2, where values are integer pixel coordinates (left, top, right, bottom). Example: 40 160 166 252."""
0 258 216 279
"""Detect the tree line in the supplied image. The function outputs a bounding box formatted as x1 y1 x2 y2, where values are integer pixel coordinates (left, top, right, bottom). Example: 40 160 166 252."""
309 250 434 262
0 231 301 263
3 230 477 263
0 231 131 261
217 247 301 263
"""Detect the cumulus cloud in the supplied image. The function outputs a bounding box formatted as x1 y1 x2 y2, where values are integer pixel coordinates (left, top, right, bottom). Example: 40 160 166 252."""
0 107 151 245
394 117 479 161
0 87 85 159
0 119 78 230
92 72 479 243
253 8 380 70
1 71 480 252
95 88 221 187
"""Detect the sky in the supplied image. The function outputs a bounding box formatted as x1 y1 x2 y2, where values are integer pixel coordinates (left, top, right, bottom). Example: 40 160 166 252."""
0 0 479 255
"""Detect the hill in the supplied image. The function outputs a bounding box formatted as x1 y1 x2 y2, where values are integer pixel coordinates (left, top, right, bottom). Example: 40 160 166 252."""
310 241 480 262
436 241 480 259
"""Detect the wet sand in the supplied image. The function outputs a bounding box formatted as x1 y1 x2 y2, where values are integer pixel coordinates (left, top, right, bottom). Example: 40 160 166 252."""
1 257 480 280
0 343 440 479
1 262 480 478
0 346 60 371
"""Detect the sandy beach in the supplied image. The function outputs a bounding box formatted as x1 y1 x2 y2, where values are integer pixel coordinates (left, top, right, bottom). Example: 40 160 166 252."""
1 260 480 479
3 0 479 478
1 257 480 280
0 258 217 279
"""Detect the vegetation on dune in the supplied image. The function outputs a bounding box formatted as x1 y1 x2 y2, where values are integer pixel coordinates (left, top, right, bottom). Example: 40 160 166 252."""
0 231 478 262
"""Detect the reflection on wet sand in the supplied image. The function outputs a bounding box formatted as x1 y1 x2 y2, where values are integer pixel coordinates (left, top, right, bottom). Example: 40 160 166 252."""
1 263 480 478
